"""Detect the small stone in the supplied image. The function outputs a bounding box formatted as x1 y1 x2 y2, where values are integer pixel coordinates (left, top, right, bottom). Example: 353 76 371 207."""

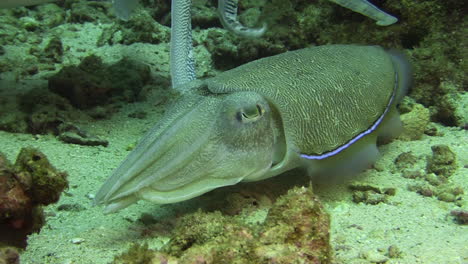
387 245 402 258
361 250 389 263
0 247 20 264
401 169 423 179
348 182 395 195
408 183 435 197
70 238 85 244
353 191 388 205
426 144 457 177
349 182 396 204
424 123 439 136
450 210 468 225
87 106 108 119
452 187 464 196
437 192 456 203
57 203 85 212
58 131 109 147
399 103 430 141
373 162 385 172
425 173 442 186
394 152 418 169
126 143 136 151
128 110 147 119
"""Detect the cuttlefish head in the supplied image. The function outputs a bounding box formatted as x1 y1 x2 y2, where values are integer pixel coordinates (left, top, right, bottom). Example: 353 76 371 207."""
94 90 282 213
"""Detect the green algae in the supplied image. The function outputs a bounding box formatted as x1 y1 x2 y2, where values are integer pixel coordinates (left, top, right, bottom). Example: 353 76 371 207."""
13 147 68 205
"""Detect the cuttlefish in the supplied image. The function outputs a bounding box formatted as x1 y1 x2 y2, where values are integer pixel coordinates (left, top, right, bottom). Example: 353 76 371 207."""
95 45 411 213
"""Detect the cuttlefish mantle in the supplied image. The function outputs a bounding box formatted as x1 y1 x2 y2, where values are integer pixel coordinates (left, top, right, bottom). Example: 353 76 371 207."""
94 45 411 213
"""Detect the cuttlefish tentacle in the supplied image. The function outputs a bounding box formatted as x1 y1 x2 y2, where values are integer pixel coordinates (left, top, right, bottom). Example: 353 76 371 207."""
218 0 267 38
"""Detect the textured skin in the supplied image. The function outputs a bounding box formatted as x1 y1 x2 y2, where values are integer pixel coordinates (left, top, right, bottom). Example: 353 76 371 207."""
95 45 406 213
207 45 395 156
171 0 196 88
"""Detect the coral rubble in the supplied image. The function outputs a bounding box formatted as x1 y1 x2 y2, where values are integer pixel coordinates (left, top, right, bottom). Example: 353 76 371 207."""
114 186 332 264
0 148 68 248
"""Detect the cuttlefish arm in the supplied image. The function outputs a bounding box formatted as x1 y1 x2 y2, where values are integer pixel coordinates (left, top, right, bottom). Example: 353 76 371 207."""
95 45 411 213
94 87 281 213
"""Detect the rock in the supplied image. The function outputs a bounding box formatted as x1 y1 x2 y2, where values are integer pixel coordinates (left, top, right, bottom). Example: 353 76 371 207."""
349 182 396 205
48 55 151 109
58 131 108 147
450 210 468 225
426 144 457 178
70 238 85 244
113 186 332 264
361 250 388 263
399 103 430 141
0 148 68 249
57 123 108 147
0 246 19 264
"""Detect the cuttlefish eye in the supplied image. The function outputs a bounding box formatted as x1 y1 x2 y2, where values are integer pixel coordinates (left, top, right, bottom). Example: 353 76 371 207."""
236 103 264 123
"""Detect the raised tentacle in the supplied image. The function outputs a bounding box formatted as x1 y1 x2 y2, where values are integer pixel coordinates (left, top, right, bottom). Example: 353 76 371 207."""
170 0 197 89
328 0 398 26
218 0 266 38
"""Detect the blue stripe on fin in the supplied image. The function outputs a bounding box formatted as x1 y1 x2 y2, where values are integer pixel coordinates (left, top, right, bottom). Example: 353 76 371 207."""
300 70 398 160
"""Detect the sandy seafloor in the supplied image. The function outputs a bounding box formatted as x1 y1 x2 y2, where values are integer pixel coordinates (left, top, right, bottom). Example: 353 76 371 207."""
0 2 467 264
0 97 466 264
1 111 466 264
